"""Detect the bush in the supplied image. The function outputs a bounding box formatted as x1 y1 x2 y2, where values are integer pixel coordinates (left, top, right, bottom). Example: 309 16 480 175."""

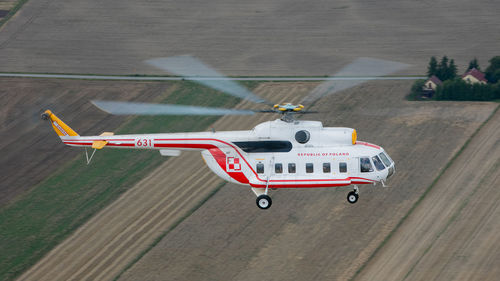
434 79 497 101
485 56 500 83
408 79 426 100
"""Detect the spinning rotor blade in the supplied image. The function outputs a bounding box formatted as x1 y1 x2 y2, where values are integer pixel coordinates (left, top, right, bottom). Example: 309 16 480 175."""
92 100 256 116
301 57 409 104
146 56 269 104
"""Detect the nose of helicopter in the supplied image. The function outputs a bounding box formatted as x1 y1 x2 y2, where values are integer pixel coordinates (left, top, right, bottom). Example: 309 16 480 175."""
387 163 395 179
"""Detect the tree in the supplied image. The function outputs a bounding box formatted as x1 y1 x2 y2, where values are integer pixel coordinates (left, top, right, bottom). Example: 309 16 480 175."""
467 58 480 71
435 56 449 81
427 56 438 77
448 59 458 80
434 78 496 101
408 79 426 100
485 56 500 83
494 83 500 100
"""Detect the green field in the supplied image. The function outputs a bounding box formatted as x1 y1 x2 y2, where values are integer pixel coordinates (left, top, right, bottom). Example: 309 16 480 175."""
0 81 251 280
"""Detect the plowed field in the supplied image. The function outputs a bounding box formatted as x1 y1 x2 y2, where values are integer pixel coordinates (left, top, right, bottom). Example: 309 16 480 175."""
0 78 172 206
15 81 498 281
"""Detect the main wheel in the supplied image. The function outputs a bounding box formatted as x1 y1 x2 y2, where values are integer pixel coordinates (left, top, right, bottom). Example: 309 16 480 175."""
347 191 359 204
256 195 272 209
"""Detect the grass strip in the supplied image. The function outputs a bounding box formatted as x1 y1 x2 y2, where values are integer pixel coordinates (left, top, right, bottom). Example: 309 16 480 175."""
0 81 253 281
349 104 499 281
112 181 227 281
0 0 29 29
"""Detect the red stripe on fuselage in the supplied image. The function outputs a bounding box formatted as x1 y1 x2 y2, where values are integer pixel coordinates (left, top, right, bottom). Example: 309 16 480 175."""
63 137 377 187
356 141 381 150
250 183 350 188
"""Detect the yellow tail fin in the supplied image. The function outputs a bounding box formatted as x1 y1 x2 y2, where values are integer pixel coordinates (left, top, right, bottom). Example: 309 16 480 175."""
42 110 79 137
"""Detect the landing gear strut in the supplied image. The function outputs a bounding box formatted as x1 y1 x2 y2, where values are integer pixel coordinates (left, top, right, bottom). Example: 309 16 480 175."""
347 185 359 204
252 176 273 209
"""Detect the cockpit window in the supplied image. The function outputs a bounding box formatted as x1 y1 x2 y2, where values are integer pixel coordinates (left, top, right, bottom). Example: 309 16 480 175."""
360 157 373 173
379 152 392 167
372 155 385 171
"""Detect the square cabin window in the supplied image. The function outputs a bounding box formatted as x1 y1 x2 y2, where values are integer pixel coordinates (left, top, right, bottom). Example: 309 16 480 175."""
323 163 331 173
306 163 314 173
275 163 283 173
288 163 296 173
339 162 347 173
256 163 264 174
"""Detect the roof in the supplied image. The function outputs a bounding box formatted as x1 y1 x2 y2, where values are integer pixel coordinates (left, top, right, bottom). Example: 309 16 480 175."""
426 75 442 85
462 68 487 82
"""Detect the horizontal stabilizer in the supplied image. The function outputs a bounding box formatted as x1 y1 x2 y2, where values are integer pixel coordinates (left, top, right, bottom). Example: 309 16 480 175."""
92 140 108 149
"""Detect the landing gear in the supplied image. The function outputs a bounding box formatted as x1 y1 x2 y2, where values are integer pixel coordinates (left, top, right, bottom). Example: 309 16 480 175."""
347 185 359 204
256 195 272 209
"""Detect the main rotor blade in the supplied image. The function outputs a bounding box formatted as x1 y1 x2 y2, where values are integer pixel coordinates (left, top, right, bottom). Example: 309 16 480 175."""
146 56 270 104
301 57 409 104
92 100 256 116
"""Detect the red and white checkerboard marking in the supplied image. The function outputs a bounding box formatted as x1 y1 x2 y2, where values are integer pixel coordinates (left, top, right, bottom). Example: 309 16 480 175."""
227 157 241 171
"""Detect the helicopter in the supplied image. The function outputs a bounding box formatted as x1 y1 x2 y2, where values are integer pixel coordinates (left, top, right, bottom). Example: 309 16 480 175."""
42 56 406 209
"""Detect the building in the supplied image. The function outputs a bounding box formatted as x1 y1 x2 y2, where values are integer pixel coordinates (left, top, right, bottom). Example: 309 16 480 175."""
461 68 487 84
424 75 443 91
421 75 442 98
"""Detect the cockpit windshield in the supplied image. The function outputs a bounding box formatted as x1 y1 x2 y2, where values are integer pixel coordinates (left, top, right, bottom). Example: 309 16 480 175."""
372 155 385 171
379 152 392 167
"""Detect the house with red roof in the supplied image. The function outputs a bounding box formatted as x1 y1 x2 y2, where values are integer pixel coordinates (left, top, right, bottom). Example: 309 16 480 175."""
420 75 442 98
461 68 487 84
424 75 443 91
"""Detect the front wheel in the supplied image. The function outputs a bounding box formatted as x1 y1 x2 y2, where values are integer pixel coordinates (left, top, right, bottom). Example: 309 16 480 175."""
256 195 272 209
347 191 359 204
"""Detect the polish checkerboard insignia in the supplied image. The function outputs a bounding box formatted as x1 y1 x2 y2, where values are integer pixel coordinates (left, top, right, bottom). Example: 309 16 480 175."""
226 157 241 171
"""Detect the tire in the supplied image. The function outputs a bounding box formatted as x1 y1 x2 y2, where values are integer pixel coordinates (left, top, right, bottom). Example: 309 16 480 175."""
347 191 359 204
256 195 272 209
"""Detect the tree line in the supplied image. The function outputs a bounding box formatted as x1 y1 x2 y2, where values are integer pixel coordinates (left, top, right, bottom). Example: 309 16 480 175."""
409 56 500 101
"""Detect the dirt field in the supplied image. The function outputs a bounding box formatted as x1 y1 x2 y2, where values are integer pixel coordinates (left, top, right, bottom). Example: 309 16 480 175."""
0 1 17 12
1 0 499 75
16 80 497 281
0 78 174 206
16 81 314 281
355 108 500 281
116 83 497 281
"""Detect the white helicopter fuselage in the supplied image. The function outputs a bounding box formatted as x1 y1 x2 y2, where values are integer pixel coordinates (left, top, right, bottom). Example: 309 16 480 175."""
60 118 395 190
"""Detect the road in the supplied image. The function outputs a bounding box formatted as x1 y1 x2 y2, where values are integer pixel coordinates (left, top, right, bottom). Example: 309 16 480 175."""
0 73 424 81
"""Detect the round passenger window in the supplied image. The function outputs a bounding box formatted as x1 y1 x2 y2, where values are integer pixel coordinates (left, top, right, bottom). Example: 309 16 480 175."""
295 130 310 144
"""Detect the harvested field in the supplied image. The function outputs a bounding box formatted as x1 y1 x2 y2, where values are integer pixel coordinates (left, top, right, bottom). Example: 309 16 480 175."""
0 1 499 75
355 108 500 281
17 81 314 281
16 81 497 281
0 0 16 13
0 78 172 206
117 82 497 281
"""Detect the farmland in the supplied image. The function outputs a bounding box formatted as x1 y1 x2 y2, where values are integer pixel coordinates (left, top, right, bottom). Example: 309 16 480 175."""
1 0 500 280
6 79 496 281
0 78 241 280
0 1 499 75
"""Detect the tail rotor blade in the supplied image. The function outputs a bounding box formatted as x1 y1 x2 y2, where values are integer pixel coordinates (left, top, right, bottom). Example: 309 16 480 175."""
146 56 270 104
92 100 256 116
302 57 409 104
